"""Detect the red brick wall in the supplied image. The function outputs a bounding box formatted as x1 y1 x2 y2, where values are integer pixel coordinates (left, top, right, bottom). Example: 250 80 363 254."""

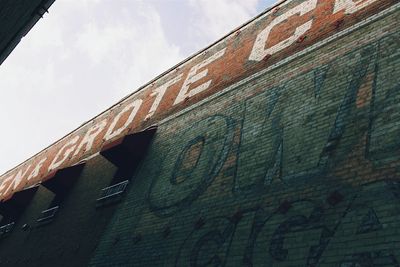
1 0 397 202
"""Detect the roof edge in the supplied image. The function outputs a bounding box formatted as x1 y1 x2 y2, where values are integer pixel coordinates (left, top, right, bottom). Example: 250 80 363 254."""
0 0 56 65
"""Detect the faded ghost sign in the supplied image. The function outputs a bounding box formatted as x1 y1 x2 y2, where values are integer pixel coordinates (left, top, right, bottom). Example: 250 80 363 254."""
0 0 391 200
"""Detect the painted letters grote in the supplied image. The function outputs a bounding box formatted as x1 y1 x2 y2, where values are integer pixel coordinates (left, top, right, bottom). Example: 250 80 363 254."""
0 0 389 200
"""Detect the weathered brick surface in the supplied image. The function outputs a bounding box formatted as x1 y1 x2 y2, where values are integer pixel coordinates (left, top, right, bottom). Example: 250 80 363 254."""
0 156 121 267
1 0 399 202
0 1 399 267
88 8 400 267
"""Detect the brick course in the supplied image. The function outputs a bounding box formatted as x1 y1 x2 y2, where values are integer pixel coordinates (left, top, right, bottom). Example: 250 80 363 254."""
1 0 398 201
0 1 399 266
88 8 400 266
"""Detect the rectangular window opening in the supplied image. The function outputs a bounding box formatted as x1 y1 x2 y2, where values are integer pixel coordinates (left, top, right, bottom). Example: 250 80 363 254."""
0 185 39 238
97 126 157 207
36 163 84 226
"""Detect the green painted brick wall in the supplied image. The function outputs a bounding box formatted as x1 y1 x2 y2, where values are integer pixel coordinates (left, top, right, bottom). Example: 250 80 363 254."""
0 156 121 267
90 8 400 267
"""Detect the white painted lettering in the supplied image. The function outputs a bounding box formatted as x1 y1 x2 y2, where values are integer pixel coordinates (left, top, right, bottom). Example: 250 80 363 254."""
249 0 317 61
333 0 379 14
0 174 15 198
174 48 226 105
2 166 31 196
73 119 107 156
104 99 143 141
27 157 47 181
146 74 183 119
49 136 80 171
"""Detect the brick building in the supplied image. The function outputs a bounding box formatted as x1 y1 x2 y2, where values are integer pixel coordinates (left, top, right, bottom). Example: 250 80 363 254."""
0 0 55 65
0 0 399 266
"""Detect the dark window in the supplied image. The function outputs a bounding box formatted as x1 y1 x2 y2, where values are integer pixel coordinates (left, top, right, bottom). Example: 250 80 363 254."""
36 163 84 226
0 185 38 238
97 126 157 206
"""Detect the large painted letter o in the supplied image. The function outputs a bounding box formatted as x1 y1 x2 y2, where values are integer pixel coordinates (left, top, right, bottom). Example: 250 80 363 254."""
148 115 235 217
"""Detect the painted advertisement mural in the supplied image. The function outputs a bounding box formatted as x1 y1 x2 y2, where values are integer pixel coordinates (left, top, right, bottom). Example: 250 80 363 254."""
89 9 400 266
0 0 398 201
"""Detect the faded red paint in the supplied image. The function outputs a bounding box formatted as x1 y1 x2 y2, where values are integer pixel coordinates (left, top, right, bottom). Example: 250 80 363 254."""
0 0 397 201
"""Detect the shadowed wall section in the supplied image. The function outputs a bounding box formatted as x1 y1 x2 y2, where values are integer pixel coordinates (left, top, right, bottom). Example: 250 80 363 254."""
0 1 398 267
88 8 400 267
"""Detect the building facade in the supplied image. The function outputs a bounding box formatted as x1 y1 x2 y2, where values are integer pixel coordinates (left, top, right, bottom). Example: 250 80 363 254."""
0 0 399 266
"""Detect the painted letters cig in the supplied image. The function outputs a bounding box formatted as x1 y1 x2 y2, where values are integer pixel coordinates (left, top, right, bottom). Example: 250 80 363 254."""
0 0 392 200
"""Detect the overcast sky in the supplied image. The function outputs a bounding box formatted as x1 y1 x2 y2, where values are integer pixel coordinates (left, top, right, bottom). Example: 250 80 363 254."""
0 0 275 175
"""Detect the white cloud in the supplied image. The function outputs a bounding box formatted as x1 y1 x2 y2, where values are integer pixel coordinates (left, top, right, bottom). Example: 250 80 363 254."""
0 0 183 174
189 0 260 40
75 22 123 64
0 0 272 175
74 1 183 93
